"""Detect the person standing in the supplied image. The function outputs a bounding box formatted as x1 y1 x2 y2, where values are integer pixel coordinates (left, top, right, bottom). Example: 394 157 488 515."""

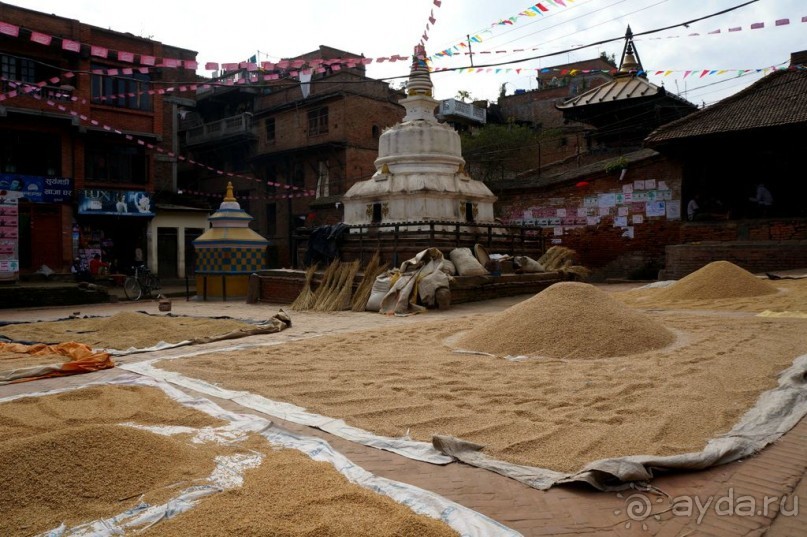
749 182 773 217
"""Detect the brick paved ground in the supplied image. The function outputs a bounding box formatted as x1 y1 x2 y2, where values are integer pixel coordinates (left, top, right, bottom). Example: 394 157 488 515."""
1 292 805 536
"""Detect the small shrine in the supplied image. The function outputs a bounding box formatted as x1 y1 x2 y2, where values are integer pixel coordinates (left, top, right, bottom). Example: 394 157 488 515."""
342 45 496 227
193 182 269 300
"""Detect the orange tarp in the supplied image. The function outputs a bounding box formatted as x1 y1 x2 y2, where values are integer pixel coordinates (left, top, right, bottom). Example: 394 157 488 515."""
0 341 114 384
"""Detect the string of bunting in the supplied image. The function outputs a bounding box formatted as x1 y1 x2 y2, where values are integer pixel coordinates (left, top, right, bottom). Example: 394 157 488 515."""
1 11 803 75
0 76 316 197
430 14 807 60
176 188 313 202
419 0 443 45
440 65 805 77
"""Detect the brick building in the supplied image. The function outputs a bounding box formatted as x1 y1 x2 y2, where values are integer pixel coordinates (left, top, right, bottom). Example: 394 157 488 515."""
0 2 197 278
181 46 405 267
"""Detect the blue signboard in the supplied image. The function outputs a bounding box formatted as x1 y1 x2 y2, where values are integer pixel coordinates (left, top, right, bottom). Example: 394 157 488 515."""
0 174 73 203
78 189 155 217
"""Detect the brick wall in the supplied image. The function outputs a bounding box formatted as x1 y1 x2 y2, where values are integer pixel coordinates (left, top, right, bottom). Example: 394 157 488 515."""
665 241 807 279
495 154 684 279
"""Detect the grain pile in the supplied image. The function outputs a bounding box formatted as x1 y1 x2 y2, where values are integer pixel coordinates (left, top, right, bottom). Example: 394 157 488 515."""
656 260 778 301
456 281 675 359
0 385 226 536
0 312 254 350
150 448 458 537
159 310 807 473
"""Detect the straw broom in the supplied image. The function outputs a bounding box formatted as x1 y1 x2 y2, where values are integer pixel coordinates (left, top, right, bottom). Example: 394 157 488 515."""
290 264 318 311
330 259 361 311
351 252 386 311
310 260 341 310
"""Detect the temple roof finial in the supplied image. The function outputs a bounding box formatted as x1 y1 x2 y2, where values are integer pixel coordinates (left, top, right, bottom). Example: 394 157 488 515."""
224 181 236 202
617 25 644 77
407 44 433 96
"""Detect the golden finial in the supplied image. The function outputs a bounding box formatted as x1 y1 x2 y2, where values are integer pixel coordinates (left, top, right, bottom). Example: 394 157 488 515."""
381 163 391 174
224 181 236 201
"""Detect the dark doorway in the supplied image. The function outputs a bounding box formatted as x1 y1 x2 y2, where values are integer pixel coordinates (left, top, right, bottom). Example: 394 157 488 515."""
157 227 178 278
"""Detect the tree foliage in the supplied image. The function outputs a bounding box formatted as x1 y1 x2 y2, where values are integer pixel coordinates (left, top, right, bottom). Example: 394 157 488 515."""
460 123 543 182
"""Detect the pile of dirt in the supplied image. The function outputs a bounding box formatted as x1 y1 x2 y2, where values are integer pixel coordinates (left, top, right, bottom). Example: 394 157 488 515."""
655 261 778 301
456 282 675 359
0 424 220 536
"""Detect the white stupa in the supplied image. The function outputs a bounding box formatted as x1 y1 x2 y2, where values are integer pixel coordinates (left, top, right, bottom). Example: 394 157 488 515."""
342 45 496 227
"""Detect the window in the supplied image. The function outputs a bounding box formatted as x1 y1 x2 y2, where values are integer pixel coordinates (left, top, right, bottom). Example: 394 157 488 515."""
291 163 305 189
265 118 276 143
465 202 475 223
91 64 152 111
372 125 380 138
316 160 329 198
85 141 148 184
372 203 382 224
307 107 328 136
1 55 35 83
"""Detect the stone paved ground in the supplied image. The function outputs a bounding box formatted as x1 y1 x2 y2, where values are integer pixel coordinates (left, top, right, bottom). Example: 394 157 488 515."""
1 289 805 536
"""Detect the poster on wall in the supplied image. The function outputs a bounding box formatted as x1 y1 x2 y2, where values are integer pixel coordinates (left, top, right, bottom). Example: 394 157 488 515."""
0 192 20 281
666 200 681 220
646 201 666 217
78 189 154 216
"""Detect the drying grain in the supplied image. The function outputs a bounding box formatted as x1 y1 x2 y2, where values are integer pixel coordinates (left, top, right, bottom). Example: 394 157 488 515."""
149 448 458 537
655 260 778 301
0 312 254 350
456 281 675 358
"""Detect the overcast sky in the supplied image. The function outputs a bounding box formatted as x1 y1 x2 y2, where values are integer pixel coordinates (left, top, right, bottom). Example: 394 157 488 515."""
6 0 806 107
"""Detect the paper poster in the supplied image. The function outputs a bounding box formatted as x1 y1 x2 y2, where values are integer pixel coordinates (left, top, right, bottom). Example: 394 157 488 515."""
548 217 562 225
577 207 589 217
633 192 649 202
657 180 668 191
598 193 617 208
633 180 645 190
661 190 673 200
622 226 635 239
553 226 564 236
622 184 633 194
618 206 629 217
583 196 598 208
586 216 600 226
632 214 644 224
614 216 628 227
598 207 611 217
646 201 666 217
623 192 633 203
666 200 681 220
551 238 563 244
615 193 625 205
556 208 567 217
536 218 549 226
645 179 657 190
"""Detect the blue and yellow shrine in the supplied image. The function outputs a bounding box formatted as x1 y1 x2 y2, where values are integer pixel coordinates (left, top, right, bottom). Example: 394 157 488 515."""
193 182 268 300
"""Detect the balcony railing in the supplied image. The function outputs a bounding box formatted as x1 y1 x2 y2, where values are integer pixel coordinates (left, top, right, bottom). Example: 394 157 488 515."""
439 99 487 124
0 81 74 101
185 113 253 145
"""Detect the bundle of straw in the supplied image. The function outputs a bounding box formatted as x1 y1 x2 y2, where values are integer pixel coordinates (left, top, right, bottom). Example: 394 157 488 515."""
331 259 361 311
351 252 388 311
310 260 341 311
538 246 576 271
290 264 318 311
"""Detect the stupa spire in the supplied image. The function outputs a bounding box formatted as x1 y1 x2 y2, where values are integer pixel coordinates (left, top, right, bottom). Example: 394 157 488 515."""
407 44 433 97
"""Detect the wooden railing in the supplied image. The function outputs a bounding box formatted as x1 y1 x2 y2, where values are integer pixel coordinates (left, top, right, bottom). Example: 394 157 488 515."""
293 221 547 268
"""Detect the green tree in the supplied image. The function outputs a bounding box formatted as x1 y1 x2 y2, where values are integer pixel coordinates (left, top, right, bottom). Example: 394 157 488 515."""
460 123 543 182
455 90 472 103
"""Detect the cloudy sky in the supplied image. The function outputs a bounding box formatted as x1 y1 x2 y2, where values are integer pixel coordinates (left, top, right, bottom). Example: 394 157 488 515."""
7 0 805 107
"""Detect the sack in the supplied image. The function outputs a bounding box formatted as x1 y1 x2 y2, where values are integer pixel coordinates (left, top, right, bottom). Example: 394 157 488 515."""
365 273 392 312
449 248 489 276
441 259 456 276
514 255 545 273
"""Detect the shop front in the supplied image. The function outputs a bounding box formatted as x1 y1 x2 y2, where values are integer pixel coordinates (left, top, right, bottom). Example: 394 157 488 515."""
76 189 154 276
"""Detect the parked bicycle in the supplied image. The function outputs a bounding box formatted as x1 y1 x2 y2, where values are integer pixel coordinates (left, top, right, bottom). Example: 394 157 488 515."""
123 265 161 301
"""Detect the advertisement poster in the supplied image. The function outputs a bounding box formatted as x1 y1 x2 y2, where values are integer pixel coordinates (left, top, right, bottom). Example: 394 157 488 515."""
0 192 20 281
0 174 73 203
78 189 154 217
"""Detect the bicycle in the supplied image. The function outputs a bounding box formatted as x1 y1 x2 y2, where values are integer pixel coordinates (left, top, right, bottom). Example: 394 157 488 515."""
123 265 161 301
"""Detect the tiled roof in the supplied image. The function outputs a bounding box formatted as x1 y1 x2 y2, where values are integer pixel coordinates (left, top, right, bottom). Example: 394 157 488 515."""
556 75 660 108
645 69 807 144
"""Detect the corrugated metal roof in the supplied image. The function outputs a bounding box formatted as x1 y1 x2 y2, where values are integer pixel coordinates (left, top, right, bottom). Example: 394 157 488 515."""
646 69 807 144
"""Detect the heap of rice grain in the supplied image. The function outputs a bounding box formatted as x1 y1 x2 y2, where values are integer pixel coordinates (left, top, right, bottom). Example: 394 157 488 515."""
655 260 778 301
456 282 674 359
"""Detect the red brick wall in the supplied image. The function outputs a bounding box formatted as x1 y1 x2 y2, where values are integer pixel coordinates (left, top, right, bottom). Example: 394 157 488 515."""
496 155 685 279
665 241 807 279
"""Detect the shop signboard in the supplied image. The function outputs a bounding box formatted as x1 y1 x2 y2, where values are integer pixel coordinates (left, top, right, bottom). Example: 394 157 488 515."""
78 189 154 217
0 191 20 281
0 174 73 203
